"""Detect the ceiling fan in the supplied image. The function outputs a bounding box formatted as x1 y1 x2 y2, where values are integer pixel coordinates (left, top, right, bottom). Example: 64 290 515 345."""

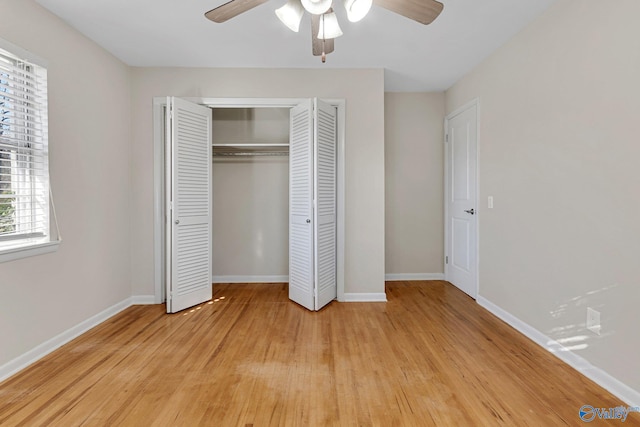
205 0 444 62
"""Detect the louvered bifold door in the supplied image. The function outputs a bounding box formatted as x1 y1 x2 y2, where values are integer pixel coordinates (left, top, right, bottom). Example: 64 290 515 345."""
289 99 315 311
313 99 337 310
166 97 212 314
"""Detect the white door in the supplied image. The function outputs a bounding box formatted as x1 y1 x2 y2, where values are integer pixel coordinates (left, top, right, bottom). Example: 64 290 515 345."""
289 99 315 310
166 97 213 313
289 99 337 311
313 99 337 309
445 102 478 298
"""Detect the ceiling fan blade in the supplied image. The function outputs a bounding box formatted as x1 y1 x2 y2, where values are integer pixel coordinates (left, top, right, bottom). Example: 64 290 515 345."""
374 0 443 25
311 14 335 57
205 0 270 23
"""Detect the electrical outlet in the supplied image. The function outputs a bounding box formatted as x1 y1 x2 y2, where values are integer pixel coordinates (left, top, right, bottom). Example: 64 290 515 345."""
587 307 601 335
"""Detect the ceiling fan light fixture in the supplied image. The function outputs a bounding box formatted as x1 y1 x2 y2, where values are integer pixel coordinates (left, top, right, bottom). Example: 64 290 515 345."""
275 0 305 32
317 9 343 39
343 0 372 22
301 0 332 15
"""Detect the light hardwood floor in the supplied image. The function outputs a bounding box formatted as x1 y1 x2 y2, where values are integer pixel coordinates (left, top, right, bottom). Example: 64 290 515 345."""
0 281 635 426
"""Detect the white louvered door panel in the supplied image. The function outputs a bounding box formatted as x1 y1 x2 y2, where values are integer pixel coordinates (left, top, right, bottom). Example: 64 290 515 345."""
166 97 212 313
313 99 337 310
288 99 315 311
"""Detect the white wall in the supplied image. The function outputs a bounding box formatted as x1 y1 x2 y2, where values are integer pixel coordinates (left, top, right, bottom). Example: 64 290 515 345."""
212 108 289 279
213 108 289 145
446 0 640 393
385 92 444 277
0 0 132 367
130 68 386 295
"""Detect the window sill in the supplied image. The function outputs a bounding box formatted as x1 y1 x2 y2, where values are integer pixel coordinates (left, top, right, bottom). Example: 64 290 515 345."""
0 239 61 263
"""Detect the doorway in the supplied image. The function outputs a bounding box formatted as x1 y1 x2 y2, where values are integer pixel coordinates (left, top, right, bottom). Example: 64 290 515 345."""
152 97 346 308
211 107 290 284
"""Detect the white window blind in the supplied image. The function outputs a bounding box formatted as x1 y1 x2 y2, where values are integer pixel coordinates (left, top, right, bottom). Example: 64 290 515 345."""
0 44 51 251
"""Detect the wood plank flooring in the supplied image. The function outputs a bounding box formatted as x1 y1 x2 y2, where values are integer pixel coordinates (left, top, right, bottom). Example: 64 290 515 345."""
0 281 635 426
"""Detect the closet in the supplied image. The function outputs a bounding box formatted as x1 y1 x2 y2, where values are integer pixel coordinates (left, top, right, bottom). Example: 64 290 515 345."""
164 97 338 313
211 107 290 284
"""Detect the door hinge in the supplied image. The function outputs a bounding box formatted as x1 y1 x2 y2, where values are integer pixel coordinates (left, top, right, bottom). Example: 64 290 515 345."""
445 256 449 264
445 134 449 143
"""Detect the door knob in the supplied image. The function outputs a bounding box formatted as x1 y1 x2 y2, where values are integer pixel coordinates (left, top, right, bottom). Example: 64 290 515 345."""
175 219 180 224
464 209 475 215
306 219 311 224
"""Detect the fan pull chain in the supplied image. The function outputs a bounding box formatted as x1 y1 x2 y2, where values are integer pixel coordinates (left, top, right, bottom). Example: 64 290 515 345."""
321 13 327 63
322 39 326 63
321 13 327 64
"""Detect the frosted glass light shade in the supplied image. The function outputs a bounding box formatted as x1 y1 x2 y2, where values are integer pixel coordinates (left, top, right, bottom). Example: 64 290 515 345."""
317 10 343 39
301 0 332 15
275 0 305 32
344 0 372 22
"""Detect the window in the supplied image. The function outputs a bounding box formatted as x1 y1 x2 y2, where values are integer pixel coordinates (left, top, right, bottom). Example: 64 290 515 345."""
0 39 58 262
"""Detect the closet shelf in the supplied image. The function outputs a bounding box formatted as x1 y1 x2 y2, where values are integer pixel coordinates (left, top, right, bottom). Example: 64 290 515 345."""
213 151 288 157
212 142 289 157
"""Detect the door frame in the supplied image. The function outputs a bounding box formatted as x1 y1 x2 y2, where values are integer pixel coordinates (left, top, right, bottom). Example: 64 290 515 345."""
443 98 480 298
152 97 346 304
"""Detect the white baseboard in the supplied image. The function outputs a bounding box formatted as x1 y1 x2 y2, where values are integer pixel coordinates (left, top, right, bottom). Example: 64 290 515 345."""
0 297 134 383
385 273 445 281
342 293 387 302
477 296 640 408
212 275 289 283
131 295 157 305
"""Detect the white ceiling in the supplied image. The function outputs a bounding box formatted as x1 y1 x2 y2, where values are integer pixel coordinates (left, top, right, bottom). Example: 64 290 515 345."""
35 0 557 91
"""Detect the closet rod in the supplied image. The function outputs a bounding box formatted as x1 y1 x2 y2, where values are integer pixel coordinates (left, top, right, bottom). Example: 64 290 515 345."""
212 143 289 147
212 151 289 157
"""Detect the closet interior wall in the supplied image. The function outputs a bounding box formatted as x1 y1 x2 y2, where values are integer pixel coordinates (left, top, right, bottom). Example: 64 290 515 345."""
211 108 290 281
